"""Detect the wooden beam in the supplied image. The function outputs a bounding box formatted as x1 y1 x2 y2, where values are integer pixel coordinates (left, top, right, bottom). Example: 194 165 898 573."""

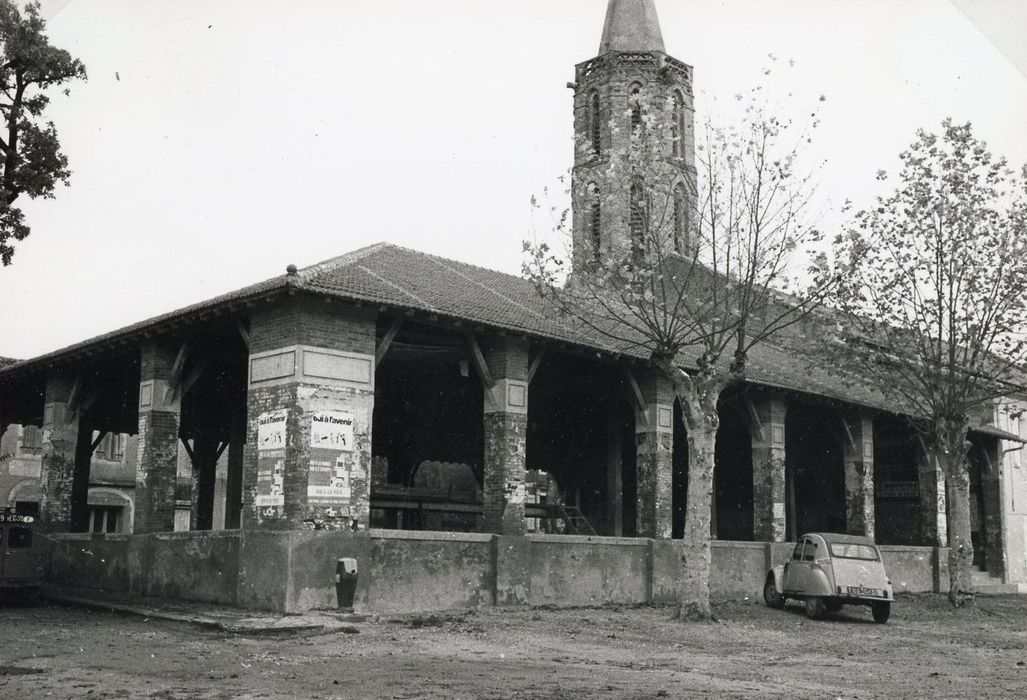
89 429 109 454
167 340 189 390
180 355 212 398
839 417 857 451
65 373 82 422
527 347 548 386
215 440 229 463
236 320 250 350
180 437 196 465
375 318 403 367
742 395 763 443
622 368 647 423
465 333 496 389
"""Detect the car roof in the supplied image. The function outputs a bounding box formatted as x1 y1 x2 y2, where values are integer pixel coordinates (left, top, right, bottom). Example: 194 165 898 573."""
804 532 877 546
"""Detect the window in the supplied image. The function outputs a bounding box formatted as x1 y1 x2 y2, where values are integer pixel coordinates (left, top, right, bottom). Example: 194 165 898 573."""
20 425 42 453
829 542 879 561
629 83 643 133
629 182 647 255
791 541 804 560
14 501 39 519
671 90 686 158
588 182 601 260
802 540 817 561
588 91 601 156
89 506 121 534
673 182 688 253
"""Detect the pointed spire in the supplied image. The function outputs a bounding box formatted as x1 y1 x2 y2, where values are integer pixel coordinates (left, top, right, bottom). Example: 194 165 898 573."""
599 0 665 54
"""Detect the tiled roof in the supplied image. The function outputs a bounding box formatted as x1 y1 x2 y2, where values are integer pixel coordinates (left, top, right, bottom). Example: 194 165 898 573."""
0 356 20 369
0 242 1020 433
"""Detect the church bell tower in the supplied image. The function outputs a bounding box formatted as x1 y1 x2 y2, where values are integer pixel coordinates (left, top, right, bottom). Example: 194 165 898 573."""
570 0 696 269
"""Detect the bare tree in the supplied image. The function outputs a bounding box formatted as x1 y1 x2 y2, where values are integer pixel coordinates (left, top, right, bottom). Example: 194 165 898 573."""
0 0 86 266
831 120 1027 607
524 77 836 620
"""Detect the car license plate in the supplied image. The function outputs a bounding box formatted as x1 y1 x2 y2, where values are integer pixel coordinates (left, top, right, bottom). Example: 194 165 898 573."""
846 586 883 597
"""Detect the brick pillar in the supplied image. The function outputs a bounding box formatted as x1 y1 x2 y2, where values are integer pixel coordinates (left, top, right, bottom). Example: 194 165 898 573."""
634 369 673 539
752 394 787 542
39 370 81 530
243 301 376 529
917 440 947 547
135 340 182 533
482 337 529 535
842 413 875 537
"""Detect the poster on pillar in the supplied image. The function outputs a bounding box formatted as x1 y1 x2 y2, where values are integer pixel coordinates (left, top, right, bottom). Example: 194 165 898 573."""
307 410 356 515
255 410 287 508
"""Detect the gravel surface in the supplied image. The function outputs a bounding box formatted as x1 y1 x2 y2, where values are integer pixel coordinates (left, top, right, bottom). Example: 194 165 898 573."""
1 593 1025 698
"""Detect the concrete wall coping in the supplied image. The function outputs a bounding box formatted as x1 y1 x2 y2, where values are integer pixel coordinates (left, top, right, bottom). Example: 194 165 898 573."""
151 530 243 541
527 533 650 547
368 528 495 543
710 540 766 550
879 544 939 553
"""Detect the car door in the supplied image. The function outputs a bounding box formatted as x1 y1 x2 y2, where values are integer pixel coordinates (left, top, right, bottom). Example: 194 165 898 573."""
782 537 810 592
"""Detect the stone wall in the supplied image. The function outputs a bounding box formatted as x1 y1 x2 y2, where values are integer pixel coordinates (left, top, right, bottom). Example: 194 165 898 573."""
46 532 952 615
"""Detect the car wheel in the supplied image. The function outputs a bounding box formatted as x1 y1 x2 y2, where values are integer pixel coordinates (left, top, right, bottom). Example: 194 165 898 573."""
872 601 890 624
804 596 825 620
825 600 843 613
763 576 784 609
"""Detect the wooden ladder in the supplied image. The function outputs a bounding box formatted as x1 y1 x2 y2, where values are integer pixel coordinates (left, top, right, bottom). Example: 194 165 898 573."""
559 505 596 535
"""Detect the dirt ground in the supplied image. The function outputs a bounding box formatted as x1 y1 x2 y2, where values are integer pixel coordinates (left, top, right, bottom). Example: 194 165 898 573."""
1 594 1025 699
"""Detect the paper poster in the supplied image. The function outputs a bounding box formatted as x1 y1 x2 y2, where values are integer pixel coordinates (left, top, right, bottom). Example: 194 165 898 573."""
307 410 355 508
256 410 287 507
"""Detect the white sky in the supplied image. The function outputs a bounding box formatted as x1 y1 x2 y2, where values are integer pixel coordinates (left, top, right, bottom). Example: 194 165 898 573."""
1 0 1025 359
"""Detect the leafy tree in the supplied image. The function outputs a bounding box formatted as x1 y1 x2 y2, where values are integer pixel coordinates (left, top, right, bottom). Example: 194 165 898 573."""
525 75 836 620
0 0 85 266
831 120 1027 607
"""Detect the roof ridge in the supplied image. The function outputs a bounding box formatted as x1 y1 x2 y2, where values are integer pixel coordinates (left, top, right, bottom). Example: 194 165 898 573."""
424 256 546 320
296 242 392 285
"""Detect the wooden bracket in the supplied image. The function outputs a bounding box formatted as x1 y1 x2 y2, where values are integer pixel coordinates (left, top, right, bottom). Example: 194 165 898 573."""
840 417 857 451
465 332 496 405
65 373 83 423
180 437 196 465
215 440 229 463
742 395 763 443
236 320 250 351
376 318 403 367
168 340 189 389
179 355 212 399
622 368 647 423
89 429 109 454
527 347 548 386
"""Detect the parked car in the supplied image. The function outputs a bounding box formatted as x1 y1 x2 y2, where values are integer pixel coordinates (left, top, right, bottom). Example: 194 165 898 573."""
763 532 894 623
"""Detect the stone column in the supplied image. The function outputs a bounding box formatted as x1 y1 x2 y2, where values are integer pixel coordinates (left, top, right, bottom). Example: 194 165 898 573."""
482 337 529 535
917 440 947 547
634 369 673 539
39 370 81 531
751 394 787 542
135 340 182 533
842 413 875 537
243 300 376 529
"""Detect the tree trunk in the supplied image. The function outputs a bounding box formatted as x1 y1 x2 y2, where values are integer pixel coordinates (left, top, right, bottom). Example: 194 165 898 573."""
678 414 717 620
936 425 975 608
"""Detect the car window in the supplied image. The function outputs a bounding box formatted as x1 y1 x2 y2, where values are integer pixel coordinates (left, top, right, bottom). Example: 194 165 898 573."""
829 542 879 560
8 527 32 548
802 540 817 561
791 541 804 560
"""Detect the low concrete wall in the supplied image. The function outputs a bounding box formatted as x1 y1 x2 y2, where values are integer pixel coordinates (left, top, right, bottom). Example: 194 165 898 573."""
47 532 952 614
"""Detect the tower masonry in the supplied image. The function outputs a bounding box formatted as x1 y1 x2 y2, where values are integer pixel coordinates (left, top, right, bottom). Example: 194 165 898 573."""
571 0 697 269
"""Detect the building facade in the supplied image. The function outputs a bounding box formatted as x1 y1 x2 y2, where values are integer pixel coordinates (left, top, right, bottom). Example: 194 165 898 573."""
1 0 1025 598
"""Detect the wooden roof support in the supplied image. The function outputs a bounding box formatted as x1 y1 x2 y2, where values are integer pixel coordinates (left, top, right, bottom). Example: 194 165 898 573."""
89 429 108 454
622 367 647 425
742 395 764 443
465 332 497 406
527 346 548 386
376 318 403 367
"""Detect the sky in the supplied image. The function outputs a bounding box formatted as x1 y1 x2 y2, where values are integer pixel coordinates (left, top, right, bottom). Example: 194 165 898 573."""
1 0 1025 359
